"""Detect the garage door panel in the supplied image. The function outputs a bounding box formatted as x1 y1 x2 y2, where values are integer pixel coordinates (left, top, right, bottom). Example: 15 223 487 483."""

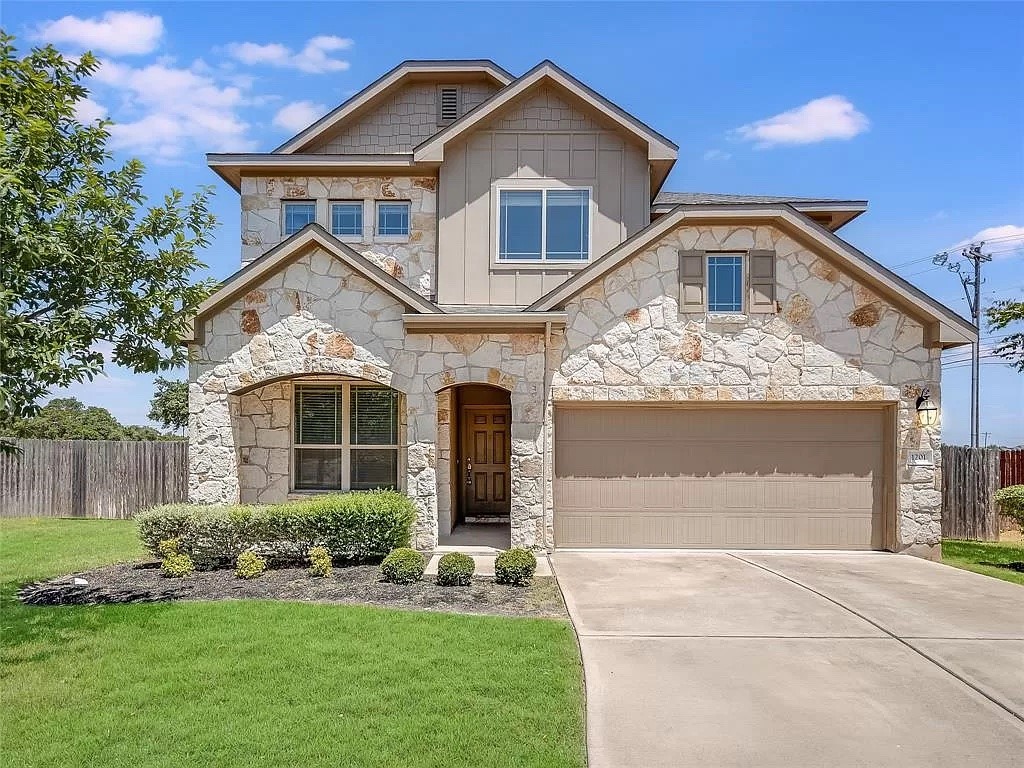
554 406 887 550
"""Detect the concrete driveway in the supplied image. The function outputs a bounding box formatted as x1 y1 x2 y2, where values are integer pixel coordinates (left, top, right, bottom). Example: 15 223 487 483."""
551 551 1024 768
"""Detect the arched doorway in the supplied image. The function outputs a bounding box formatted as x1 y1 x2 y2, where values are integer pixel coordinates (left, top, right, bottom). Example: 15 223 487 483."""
439 383 511 549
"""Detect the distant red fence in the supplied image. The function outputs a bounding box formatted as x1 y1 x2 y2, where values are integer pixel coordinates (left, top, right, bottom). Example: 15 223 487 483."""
1001 449 1024 488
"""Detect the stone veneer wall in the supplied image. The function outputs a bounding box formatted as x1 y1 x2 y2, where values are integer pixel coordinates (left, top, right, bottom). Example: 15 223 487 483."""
191 219 945 554
240 175 437 296
552 223 943 552
189 245 548 549
310 82 499 154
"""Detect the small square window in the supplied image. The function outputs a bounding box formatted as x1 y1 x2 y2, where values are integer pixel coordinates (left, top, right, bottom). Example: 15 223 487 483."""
331 202 363 238
377 202 410 237
283 202 316 236
707 254 744 312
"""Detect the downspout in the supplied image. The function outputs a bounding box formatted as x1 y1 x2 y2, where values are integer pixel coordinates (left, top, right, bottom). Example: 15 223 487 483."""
542 320 553 553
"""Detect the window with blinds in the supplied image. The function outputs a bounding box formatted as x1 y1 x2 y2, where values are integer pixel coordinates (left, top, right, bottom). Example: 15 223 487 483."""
293 383 399 491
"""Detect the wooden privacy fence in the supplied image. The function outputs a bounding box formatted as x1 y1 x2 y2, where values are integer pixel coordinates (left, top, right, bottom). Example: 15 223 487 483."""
940 445 1021 541
1001 448 1024 488
0 439 188 519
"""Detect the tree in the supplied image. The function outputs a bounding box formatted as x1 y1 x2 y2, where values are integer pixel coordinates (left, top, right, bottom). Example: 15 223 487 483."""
0 34 217 451
986 299 1024 372
148 377 189 434
3 397 127 440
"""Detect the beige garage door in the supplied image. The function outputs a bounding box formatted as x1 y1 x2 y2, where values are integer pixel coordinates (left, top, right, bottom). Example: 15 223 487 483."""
554 406 888 549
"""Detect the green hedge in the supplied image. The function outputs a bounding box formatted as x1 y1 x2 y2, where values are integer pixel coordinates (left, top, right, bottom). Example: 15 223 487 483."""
136 491 417 569
995 485 1024 531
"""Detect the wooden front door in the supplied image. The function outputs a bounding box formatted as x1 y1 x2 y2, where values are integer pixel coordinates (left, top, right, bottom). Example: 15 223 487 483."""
460 407 511 519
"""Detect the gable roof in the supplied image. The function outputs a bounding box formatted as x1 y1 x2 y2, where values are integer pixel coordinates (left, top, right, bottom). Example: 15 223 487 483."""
183 224 441 344
413 60 679 168
527 204 976 348
653 192 868 231
274 60 513 154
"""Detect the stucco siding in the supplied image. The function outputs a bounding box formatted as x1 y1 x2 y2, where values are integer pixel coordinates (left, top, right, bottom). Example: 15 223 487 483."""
437 86 650 306
240 175 437 296
307 82 500 154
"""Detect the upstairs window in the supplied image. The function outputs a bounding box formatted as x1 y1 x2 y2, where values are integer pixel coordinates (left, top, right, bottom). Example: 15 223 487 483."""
437 85 461 125
707 253 744 313
331 202 363 238
376 201 410 237
498 188 590 262
283 202 316 236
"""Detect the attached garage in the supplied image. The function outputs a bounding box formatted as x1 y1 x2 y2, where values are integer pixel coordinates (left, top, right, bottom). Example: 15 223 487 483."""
553 404 894 550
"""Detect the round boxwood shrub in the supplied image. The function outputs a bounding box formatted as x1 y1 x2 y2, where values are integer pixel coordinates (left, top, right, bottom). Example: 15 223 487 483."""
380 547 425 584
161 552 194 578
436 552 475 586
235 550 267 580
157 538 181 558
995 485 1024 532
308 545 332 578
494 548 537 586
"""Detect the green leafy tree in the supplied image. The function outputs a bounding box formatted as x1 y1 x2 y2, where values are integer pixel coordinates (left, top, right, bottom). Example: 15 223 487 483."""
148 377 189 434
0 34 217 451
3 397 126 440
986 299 1024 372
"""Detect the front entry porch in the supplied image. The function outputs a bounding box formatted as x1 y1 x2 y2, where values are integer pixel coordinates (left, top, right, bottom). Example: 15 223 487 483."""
438 383 512 548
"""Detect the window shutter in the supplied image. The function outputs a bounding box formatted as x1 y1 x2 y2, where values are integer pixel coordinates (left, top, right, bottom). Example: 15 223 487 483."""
748 250 777 313
678 250 706 311
438 86 460 124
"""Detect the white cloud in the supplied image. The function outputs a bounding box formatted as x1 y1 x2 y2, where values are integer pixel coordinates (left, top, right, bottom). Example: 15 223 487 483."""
734 95 869 148
703 149 731 162
225 35 353 74
956 225 1024 259
273 100 327 133
92 60 256 160
32 11 164 56
74 97 107 123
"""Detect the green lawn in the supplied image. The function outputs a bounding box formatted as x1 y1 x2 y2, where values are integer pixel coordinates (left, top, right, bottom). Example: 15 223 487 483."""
0 518 586 768
942 538 1024 586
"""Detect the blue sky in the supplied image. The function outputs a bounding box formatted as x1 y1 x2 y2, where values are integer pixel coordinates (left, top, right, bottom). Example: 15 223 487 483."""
7 1 1024 445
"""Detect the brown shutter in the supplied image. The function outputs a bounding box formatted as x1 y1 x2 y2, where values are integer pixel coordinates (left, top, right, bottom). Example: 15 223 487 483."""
678 250 706 311
748 249 776 313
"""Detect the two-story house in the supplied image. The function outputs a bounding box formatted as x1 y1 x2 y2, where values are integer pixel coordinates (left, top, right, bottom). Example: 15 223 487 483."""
186 59 976 559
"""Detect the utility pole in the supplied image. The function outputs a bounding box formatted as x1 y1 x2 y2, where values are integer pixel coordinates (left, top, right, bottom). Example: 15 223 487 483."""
933 243 992 447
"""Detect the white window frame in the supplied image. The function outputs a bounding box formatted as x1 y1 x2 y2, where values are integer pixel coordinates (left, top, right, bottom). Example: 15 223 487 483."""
282 201 317 236
493 181 594 267
329 200 365 242
374 200 411 242
706 251 746 314
291 382 400 492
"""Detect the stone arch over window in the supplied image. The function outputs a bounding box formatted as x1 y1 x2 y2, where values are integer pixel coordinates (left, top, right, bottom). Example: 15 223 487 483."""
228 370 408 504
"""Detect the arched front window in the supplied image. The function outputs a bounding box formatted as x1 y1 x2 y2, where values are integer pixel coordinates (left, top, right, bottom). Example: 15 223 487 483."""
293 382 399 491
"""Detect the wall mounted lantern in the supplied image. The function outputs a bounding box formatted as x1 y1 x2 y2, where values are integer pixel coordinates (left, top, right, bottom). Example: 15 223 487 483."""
915 389 939 427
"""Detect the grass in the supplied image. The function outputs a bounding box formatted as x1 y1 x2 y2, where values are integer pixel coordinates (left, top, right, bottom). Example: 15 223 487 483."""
942 537 1024 586
0 518 586 768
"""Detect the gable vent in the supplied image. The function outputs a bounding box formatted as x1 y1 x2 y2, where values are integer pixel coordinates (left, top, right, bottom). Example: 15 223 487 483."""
438 86 460 124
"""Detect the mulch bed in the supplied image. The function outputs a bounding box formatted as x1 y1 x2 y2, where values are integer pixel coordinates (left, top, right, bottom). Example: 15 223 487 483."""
17 560 568 619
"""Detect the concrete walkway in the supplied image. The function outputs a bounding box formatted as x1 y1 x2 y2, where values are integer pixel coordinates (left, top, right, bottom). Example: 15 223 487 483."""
551 551 1024 768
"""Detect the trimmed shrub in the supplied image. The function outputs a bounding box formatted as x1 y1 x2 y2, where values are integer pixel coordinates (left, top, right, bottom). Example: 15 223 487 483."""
157 538 181 558
136 490 416 569
161 552 194 578
380 547 425 585
436 552 474 586
235 550 267 580
494 548 537 586
995 485 1024 532
308 545 332 578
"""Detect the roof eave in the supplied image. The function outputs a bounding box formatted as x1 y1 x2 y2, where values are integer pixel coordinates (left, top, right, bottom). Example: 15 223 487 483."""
528 203 976 348
414 60 678 166
274 60 514 155
402 312 566 334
